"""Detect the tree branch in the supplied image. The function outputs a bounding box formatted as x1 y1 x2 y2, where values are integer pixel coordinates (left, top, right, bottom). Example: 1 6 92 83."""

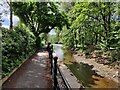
6 0 10 6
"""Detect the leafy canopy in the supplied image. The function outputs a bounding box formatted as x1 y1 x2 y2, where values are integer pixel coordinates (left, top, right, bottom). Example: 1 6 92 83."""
12 2 68 36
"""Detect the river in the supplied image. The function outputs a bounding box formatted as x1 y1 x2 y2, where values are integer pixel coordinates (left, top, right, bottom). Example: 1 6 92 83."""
53 44 118 88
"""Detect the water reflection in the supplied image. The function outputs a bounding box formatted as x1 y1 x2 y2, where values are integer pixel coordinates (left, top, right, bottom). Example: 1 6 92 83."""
53 44 63 61
69 62 98 87
53 44 118 88
67 62 117 88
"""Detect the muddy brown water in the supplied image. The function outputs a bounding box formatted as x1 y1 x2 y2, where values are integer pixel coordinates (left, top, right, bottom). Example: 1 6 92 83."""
53 44 118 88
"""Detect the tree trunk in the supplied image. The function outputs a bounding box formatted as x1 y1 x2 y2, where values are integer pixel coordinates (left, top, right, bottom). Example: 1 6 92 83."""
35 36 41 50
10 0 13 30
74 30 77 48
78 29 81 46
95 33 98 45
56 33 60 43
107 2 111 49
71 29 75 49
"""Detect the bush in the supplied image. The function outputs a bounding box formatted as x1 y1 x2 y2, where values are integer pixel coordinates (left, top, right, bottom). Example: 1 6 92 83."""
110 50 118 63
2 27 35 78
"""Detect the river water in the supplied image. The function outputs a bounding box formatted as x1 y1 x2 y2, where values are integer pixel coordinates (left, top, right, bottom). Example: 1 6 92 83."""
53 44 118 88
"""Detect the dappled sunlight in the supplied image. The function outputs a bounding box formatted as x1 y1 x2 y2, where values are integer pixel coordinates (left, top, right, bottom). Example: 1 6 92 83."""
2 1 120 89
59 63 67 69
27 71 34 73
31 55 47 68
7 52 49 88
37 52 48 57
53 53 57 57
39 63 46 67
32 59 38 62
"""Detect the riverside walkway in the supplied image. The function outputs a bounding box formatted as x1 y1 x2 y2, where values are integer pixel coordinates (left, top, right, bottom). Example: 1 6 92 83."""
2 50 52 89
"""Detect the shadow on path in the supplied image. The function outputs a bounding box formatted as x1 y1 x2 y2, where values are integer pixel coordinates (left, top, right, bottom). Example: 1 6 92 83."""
2 51 52 89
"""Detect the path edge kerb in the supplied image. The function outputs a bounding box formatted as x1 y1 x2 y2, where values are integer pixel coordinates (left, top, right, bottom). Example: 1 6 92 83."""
1 52 37 86
53 52 82 88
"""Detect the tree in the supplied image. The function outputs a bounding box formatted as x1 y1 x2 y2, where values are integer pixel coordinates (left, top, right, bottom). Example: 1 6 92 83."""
12 2 68 49
0 12 2 26
0 3 2 27
68 2 117 49
6 0 13 30
62 2 120 62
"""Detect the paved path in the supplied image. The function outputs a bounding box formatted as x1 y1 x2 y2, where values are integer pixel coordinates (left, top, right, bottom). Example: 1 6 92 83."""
2 51 52 89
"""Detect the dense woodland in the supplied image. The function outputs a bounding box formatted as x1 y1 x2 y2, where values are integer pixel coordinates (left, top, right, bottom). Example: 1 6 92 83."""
0 2 120 78
61 2 120 65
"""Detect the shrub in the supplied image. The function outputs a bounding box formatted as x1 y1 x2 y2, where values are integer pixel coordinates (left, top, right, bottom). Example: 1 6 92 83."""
2 27 35 78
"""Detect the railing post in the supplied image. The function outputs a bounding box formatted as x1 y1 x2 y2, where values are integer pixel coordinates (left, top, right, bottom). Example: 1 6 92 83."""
48 45 53 75
53 56 58 90
54 57 58 75
50 51 53 75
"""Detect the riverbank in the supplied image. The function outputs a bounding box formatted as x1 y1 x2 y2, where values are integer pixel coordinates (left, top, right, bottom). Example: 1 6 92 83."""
53 44 119 88
73 54 119 85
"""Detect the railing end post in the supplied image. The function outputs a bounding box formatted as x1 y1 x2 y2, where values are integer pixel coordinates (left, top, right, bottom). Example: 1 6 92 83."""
54 57 58 62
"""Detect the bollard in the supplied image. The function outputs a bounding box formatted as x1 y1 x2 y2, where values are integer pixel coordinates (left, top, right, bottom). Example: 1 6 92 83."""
48 45 53 74
49 48 53 59
54 57 58 75
53 57 58 90
49 45 53 59
50 53 53 75
47 42 51 58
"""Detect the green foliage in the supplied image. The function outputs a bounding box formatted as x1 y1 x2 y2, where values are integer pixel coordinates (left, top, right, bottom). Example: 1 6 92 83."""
2 26 35 78
12 2 69 49
47 34 57 44
62 29 74 48
110 50 118 63
62 2 120 63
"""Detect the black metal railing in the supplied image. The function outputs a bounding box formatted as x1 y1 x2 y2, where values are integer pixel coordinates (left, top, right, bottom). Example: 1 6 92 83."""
57 64 71 90
47 45 71 90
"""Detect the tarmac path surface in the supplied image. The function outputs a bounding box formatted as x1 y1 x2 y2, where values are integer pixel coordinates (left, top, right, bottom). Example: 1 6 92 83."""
2 51 52 89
